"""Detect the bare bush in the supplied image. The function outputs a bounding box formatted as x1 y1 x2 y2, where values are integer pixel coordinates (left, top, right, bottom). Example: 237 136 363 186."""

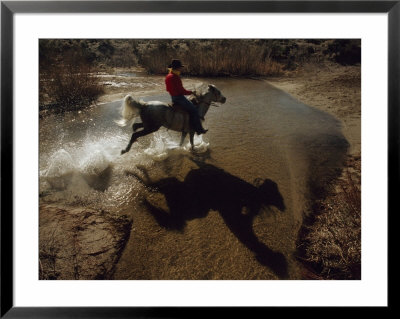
40 50 104 111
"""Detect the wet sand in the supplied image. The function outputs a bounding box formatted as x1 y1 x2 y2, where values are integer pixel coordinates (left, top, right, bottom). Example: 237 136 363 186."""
267 63 360 157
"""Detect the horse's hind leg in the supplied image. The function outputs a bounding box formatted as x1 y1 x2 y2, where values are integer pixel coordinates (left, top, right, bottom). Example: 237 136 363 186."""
132 122 144 132
180 132 187 147
121 127 159 155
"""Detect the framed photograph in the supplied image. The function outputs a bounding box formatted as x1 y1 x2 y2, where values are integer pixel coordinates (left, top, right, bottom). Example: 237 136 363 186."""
1 0 393 317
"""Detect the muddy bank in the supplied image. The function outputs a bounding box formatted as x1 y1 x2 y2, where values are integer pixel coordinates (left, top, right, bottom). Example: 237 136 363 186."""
268 63 361 279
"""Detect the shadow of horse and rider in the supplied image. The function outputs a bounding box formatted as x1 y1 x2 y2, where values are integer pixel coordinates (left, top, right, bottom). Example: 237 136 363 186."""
128 157 289 279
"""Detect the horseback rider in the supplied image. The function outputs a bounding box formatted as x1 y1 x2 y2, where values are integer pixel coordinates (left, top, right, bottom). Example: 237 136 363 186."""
165 59 207 135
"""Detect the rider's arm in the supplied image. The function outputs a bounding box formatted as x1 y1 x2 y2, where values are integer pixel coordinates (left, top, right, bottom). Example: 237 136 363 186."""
172 75 192 96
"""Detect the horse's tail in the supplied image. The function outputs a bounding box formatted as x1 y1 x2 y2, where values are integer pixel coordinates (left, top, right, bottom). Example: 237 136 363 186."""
115 95 145 127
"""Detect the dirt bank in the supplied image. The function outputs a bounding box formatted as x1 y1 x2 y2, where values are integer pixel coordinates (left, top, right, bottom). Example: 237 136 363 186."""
267 62 361 279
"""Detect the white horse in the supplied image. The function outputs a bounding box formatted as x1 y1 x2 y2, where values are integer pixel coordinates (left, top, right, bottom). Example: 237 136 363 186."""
117 84 226 154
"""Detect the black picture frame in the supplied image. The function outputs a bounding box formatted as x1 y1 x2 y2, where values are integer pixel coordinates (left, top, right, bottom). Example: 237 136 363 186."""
1 1 394 317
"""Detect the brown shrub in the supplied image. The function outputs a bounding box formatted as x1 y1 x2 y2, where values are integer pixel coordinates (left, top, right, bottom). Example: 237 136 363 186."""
40 51 104 111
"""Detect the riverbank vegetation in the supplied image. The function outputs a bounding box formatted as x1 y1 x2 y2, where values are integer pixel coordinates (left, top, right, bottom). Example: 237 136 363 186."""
40 46 104 111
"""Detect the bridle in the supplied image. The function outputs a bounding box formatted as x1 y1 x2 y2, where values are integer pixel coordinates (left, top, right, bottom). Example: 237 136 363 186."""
209 86 222 103
193 86 224 108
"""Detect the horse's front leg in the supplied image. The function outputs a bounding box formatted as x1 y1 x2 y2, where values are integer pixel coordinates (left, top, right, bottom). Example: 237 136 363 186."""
189 132 195 151
180 132 187 147
121 127 159 155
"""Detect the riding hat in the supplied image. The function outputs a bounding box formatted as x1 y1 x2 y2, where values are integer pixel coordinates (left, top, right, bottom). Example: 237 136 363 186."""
168 59 185 69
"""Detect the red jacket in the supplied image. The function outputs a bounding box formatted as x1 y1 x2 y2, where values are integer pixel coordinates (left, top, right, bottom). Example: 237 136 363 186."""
165 72 192 96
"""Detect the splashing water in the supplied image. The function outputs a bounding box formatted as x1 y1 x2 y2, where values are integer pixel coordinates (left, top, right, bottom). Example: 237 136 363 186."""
42 149 76 190
41 133 124 192
40 127 209 201
144 130 209 161
183 134 209 153
79 149 110 175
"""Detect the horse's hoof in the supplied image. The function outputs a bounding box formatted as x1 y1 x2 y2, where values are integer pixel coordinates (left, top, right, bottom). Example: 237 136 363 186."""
121 149 126 155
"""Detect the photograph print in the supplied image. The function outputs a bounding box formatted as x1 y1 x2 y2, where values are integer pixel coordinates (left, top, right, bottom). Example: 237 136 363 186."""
39 39 361 280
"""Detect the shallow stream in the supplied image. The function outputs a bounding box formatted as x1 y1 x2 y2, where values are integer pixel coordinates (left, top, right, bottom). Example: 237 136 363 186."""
39 78 348 279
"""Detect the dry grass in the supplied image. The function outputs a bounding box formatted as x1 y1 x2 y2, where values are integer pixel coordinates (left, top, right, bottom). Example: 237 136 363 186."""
138 40 285 76
297 156 361 280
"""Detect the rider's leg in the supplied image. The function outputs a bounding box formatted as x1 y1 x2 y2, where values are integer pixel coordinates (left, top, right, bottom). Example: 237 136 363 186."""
172 96 207 134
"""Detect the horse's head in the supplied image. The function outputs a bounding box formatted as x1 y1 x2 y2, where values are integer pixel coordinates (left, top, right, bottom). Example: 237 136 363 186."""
202 84 226 105
255 178 286 212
